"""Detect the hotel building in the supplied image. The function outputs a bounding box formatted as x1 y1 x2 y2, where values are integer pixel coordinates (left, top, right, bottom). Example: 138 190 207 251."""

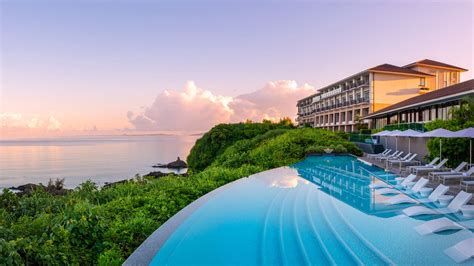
365 79 474 129
296 59 467 132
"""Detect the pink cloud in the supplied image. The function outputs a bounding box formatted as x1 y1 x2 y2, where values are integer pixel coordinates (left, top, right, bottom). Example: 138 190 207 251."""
0 113 63 138
127 80 315 131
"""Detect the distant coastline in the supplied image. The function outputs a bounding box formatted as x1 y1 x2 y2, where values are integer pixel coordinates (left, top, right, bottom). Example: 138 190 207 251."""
0 134 198 188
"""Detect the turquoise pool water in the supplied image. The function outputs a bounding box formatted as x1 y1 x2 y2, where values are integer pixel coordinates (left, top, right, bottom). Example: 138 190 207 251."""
141 155 474 265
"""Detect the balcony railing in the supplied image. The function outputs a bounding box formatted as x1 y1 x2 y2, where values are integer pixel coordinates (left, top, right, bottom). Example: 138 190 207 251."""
384 123 426 132
349 133 375 144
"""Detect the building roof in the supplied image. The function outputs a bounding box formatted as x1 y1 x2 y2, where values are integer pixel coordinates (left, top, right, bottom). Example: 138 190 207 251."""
368 64 434 77
365 79 474 119
404 59 468 71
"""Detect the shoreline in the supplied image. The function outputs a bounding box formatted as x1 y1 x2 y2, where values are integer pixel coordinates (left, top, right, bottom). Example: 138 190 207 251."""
1 168 188 196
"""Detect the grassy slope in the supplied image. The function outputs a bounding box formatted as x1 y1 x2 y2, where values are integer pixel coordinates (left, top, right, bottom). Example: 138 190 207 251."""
0 124 361 265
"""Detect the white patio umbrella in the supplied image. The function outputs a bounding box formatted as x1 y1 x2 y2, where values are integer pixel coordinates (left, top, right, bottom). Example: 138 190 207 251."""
372 130 391 136
386 130 402 151
416 128 455 159
392 129 422 153
372 130 391 147
451 127 474 166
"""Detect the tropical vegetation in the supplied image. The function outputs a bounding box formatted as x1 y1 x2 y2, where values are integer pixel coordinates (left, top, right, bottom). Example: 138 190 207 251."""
425 96 474 167
0 121 361 265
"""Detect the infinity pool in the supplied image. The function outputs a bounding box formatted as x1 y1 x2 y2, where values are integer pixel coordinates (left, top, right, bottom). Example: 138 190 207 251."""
127 155 474 265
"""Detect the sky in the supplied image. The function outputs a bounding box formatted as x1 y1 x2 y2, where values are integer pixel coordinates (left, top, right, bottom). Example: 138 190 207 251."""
1 0 472 139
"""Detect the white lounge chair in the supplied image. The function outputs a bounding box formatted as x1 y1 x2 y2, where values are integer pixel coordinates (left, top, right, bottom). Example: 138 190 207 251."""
369 181 391 189
367 149 391 158
388 153 414 167
376 150 401 162
439 166 474 185
408 177 428 192
418 184 450 203
377 174 417 195
402 191 473 216
429 162 468 180
380 152 404 163
461 180 474 192
408 157 439 173
389 184 450 205
395 153 418 166
444 238 474 263
398 174 417 188
415 217 464 236
414 159 448 175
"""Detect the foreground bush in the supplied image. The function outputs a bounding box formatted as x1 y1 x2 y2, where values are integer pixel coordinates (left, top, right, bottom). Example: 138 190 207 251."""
0 123 361 264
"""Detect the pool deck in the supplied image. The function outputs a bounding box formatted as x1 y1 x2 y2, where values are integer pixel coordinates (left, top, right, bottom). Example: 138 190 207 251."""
363 154 474 204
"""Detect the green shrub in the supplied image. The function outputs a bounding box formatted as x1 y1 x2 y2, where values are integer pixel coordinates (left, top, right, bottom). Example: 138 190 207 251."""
424 97 474 167
187 121 294 171
306 145 326 154
333 144 348 153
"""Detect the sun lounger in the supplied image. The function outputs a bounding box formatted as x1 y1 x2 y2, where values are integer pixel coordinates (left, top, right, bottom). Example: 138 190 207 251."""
429 162 468 180
369 181 391 189
376 150 401 161
402 191 473 216
377 174 416 195
388 184 449 205
388 153 416 167
372 150 396 160
380 151 404 163
391 173 416 186
385 194 417 204
407 177 429 193
417 184 450 203
407 157 439 173
384 178 429 203
461 180 474 192
444 238 474 263
439 167 474 184
415 217 464 235
413 159 448 175
367 149 391 158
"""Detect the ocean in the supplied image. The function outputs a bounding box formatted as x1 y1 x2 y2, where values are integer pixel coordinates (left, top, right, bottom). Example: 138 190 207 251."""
0 135 200 189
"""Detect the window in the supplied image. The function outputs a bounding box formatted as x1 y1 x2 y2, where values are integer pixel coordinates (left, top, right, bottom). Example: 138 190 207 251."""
451 72 457 83
419 77 426 86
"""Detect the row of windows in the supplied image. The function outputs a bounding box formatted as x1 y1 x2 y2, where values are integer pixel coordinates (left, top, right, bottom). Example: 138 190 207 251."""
304 108 370 125
298 87 370 116
374 102 460 129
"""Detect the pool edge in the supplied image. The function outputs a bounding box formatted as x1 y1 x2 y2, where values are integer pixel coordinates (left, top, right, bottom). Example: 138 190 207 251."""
123 177 247 265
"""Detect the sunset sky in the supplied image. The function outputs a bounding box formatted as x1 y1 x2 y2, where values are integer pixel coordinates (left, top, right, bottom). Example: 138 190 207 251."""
1 0 472 139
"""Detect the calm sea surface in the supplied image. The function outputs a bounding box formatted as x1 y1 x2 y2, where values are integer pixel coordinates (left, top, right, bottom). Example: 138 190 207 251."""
0 135 199 189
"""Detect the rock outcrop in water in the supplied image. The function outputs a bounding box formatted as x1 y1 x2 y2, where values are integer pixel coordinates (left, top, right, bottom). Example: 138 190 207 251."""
153 157 188 169
9 179 70 196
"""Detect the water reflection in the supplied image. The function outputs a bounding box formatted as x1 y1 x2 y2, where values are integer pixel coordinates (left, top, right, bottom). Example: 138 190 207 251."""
292 155 405 216
0 135 198 188
253 167 310 189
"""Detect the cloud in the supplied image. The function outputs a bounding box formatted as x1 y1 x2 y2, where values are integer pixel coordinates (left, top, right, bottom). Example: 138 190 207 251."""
0 113 62 138
127 80 315 132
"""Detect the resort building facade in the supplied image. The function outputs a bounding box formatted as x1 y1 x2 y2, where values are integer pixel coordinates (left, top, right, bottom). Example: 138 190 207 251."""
365 79 474 129
296 59 467 131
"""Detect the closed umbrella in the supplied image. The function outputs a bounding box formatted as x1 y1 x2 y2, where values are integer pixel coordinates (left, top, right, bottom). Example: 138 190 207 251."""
386 130 402 151
451 127 474 166
393 129 422 153
416 128 455 160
